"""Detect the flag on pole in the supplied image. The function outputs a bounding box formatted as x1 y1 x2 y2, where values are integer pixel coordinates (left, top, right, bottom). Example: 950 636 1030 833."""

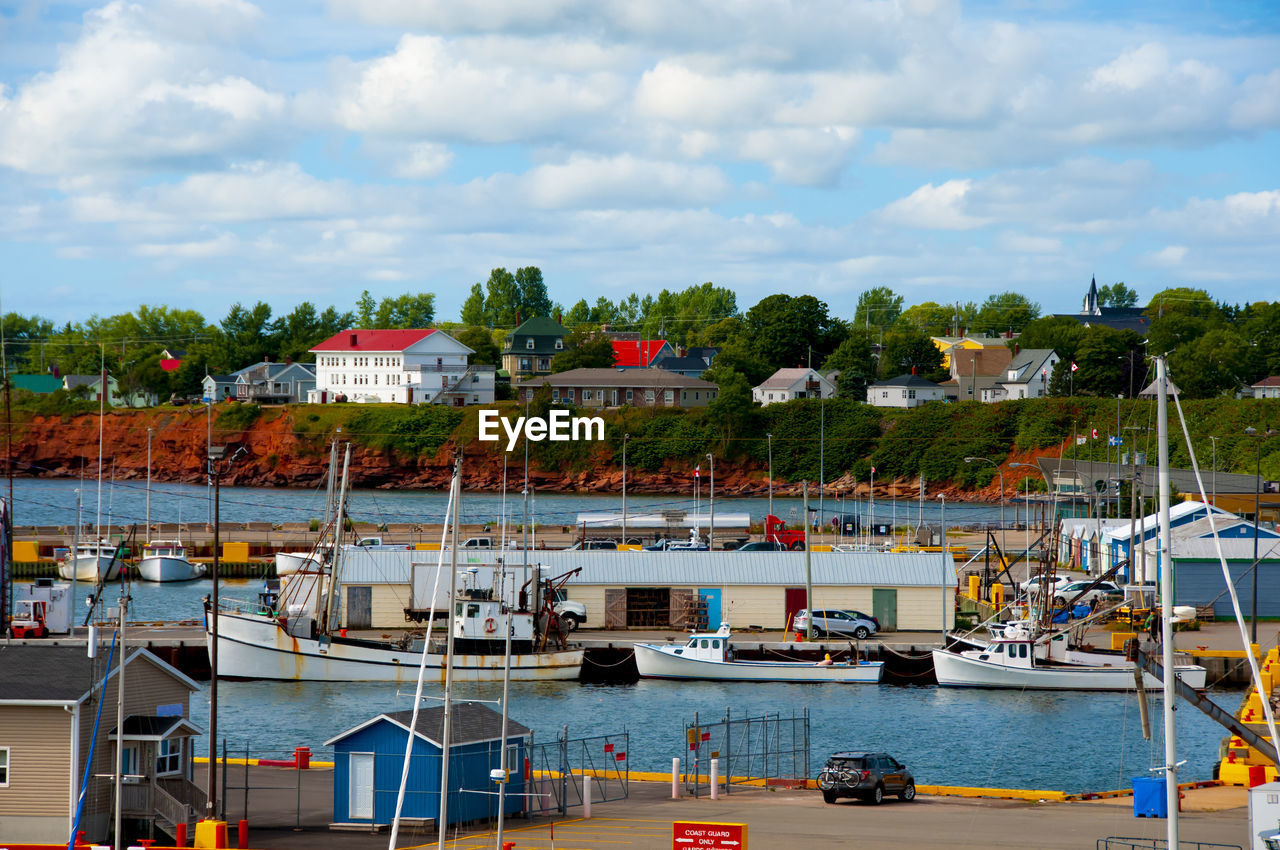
1108 436 1123 446
1076 436 1087 445
1091 428 1099 439
1070 362 1079 372
1041 368 1047 377
694 466 700 479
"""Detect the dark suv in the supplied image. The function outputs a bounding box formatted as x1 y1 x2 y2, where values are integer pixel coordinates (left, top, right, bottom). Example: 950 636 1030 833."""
817 751 915 805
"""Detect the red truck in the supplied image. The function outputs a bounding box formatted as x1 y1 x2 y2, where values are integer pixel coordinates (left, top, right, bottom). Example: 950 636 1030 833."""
764 515 807 550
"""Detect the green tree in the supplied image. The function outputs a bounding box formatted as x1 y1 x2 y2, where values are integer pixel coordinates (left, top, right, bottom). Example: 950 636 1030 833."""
852 286 903 331
515 266 552 318
973 292 1040 335
563 299 592 328
744 294 845 371
456 326 500 365
1014 316 1087 363
1145 287 1220 321
374 292 436 328
701 339 772 387
460 284 486 326
1169 327 1253 398
1072 327 1145 397
276 302 354 363
356 290 376 326
2 312 55 372
483 268 521 327
822 329 877 400
210 302 275 372
706 369 754 445
879 328 944 380
551 327 616 372
894 301 963 336
1098 282 1139 308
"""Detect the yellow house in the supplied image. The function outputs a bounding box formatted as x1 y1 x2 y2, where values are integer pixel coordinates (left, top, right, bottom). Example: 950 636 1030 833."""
929 335 1009 369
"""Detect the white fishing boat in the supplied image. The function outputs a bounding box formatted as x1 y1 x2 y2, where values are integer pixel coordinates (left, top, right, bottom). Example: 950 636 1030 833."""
274 550 323 577
635 623 884 683
137 540 204 582
206 443 583 682
931 632 1206 690
58 540 123 582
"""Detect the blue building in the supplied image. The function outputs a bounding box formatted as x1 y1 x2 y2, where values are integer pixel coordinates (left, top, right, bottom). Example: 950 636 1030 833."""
325 702 531 828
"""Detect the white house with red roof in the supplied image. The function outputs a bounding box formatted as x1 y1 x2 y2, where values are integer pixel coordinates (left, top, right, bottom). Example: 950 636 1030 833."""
610 339 675 369
1253 376 1280 399
309 328 494 406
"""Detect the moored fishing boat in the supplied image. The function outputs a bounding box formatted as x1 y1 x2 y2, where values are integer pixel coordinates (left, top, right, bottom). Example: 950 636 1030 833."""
635 623 884 683
137 540 204 582
58 540 123 582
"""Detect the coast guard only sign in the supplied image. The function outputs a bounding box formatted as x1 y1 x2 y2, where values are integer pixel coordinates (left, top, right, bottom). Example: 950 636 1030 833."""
478 409 605 452
673 821 747 850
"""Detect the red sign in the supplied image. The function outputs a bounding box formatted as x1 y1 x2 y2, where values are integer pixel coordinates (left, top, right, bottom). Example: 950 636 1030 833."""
673 821 747 850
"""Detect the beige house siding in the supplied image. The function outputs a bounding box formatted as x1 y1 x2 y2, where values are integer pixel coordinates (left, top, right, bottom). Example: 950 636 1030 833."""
78 660 196 829
0 705 73 821
363 584 414 629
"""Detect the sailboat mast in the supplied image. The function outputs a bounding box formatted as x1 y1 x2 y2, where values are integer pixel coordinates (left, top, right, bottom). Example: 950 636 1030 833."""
437 454 462 850
145 428 152 540
96 342 104 546
322 444 352 635
495 554 515 848
1155 355 1178 847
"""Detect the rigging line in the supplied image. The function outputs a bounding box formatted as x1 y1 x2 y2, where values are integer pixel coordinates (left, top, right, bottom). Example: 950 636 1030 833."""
1170 380 1280 766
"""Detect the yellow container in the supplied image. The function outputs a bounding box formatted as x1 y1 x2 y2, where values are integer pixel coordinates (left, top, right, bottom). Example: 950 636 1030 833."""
811 544 833 553
968 575 980 600
13 540 39 561
1110 631 1138 651
991 583 1004 606
194 819 227 848
222 541 250 561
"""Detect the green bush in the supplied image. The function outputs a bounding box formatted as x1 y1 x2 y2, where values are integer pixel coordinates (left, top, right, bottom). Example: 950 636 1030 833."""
216 403 262 431
346 404 465 456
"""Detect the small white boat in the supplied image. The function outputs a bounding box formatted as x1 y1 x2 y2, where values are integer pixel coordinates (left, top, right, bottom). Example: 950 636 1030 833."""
57 541 123 582
932 633 1207 691
137 541 204 582
275 548 328 576
634 623 884 683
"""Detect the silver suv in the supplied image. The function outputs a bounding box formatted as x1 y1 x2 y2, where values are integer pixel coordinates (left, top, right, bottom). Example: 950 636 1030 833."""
818 751 915 805
793 609 879 639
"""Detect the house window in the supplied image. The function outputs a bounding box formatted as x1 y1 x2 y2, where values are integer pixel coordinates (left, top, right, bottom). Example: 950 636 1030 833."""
664 390 674 404
908 390 916 399
626 389 633 401
555 339 564 350
552 389 559 400
520 358 531 370
526 338 535 349
156 739 182 776
644 390 655 404
0 746 8 786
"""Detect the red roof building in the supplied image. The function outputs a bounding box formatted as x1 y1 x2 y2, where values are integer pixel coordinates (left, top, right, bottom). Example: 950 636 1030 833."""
309 328 494 406
610 339 674 369
311 328 437 352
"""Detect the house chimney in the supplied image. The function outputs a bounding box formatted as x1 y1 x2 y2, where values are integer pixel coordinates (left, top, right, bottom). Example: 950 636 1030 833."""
911 366 916 375
285 356 292 366
349 332 357 347
1013 344 1020 356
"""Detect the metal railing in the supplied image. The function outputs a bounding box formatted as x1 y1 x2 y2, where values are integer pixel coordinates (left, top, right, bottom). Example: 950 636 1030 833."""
1097 839 1242 850
528 728 630 816
684 708 810 797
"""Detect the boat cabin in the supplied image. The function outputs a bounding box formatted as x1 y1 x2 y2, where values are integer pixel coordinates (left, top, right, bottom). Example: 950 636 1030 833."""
453 590 534 642
667 623 734 662
963 638 1036 668
143 540 187 558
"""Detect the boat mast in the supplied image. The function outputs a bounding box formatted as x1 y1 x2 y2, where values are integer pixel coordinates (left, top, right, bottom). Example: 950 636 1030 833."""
96 342 104 547
495 551 515 848
1155 355 1178 847
145 427 152 542
112 588 128 850
321 444 351 635
437 453 462 850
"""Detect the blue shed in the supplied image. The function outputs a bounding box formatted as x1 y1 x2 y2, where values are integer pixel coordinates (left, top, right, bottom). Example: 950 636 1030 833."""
324 702 531 827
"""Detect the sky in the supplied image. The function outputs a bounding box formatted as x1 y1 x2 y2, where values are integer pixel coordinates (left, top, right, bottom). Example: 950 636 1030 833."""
1 0 1278 327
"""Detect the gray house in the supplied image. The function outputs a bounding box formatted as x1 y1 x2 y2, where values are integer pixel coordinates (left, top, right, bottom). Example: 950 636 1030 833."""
201 374 236 402
232 361 316 403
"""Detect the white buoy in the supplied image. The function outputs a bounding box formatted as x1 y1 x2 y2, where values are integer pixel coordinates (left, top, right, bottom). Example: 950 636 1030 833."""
672 758 681 799
710 758 719 800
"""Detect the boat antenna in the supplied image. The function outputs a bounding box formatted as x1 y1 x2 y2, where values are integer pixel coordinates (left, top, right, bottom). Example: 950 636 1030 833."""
388 454 459 850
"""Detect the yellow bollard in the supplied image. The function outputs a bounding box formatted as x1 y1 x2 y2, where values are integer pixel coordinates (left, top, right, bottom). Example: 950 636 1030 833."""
968 575 980 600
991 583 1004 607
194 819 228 848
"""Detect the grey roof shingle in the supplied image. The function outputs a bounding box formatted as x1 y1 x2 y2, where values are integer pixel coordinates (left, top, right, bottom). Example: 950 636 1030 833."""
518 367 716 390
869 374 942 389
382 702 531 747
0 645 98 701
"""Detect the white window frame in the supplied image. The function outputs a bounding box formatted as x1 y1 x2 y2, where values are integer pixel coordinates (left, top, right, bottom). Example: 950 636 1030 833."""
526 338 535 349
156 738 183 777
0 746 8 787
555 339 564 350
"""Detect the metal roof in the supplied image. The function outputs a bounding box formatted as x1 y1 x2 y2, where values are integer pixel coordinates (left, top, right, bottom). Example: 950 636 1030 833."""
335 549 951 587
1145 538 1280 560
575 512 751 529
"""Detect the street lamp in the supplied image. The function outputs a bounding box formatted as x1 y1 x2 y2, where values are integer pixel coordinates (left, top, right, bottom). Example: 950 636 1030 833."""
205 443 245 822
706 453 715 551
965 457 1005 557
1011 461 1054 568
766 433 773 519
622 433 629 545
1245 426 1276 644
1209 435 1218 507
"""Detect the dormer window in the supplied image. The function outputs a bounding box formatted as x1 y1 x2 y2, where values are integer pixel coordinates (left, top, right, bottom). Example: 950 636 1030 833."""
526 338 535 349
554 339 564 350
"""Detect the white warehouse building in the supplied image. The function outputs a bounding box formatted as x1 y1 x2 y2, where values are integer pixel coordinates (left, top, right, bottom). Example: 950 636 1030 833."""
309 328 494 406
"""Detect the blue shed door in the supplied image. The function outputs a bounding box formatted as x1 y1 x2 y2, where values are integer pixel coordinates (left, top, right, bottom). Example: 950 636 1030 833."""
698 589 721 628
350 752 374 819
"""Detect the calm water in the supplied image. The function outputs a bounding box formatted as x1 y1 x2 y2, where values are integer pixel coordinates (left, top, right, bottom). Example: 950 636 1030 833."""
79 579 1235 794
191 678 1236 794
12 477 1020 530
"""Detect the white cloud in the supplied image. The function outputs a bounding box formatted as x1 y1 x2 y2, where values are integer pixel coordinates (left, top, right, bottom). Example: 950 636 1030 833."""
877 180 991 230
514 154 731 210
996 232 1063 254
136 232 239 258
391 143 454 179
0 0 283 176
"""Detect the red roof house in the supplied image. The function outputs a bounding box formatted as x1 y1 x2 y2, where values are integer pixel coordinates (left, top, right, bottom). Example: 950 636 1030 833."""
610 339 674 369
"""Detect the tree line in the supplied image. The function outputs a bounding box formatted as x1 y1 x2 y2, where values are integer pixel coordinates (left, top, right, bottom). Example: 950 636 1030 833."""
2 273 1277 405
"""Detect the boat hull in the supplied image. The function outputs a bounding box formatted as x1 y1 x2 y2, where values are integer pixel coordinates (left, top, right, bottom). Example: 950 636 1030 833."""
274 552 318 577
137 556 204 582
208 609 583 682
57 555 122 582
931 649 1207 691
634 643 884 683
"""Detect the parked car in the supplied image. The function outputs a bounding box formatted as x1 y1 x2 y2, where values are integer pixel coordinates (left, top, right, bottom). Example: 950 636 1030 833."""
1052 580 1123 607
817 751 915 804
736 541 785 552
792 609 878 639
1018 575 1075 597
563 539 618 551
